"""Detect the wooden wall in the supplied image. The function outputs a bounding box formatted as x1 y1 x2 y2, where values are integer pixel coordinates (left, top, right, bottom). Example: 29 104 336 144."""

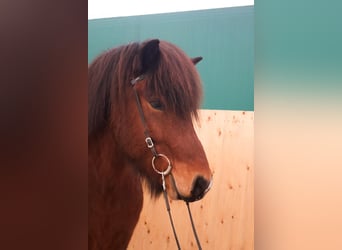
128 110 254 249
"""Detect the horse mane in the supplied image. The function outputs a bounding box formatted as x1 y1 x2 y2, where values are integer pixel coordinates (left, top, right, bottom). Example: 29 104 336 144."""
88 39 203 136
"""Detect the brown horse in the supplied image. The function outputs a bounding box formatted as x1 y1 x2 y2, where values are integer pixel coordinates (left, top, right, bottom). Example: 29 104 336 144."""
88 39 212 249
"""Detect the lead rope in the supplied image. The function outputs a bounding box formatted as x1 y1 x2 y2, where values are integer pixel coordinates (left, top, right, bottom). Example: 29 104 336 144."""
131 75 202 250
161 174 182 250
186 202 202 250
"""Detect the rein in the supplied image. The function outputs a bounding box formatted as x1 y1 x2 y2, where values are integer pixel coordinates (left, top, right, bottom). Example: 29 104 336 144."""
131 76 203 250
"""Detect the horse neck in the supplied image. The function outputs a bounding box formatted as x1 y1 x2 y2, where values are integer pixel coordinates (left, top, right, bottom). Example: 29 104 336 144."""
88 128 144 209
89 129 117 172
88 129 143 250
88 129 133 184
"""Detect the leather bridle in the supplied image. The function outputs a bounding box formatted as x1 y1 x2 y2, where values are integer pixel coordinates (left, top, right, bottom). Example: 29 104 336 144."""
131 75 203 250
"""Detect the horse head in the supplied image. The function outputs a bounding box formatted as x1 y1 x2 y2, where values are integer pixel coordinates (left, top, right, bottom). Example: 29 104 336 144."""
89 39 212 202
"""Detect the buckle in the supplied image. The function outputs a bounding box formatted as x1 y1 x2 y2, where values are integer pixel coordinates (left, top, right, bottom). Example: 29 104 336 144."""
145 137 154 148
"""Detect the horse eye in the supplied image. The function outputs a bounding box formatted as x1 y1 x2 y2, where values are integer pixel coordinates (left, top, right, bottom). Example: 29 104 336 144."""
149 100 164 110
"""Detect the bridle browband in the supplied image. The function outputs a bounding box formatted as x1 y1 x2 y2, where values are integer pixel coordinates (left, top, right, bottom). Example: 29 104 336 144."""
131 75 203 250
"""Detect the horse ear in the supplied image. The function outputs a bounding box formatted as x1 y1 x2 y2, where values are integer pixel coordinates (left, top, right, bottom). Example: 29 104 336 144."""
191 56 203 65
140 39 160 74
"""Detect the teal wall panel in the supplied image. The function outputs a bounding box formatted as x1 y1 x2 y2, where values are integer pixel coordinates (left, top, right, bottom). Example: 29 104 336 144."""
88 6 254 111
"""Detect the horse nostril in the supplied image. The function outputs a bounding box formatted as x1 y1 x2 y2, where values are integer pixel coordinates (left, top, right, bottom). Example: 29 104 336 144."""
190 176 210 201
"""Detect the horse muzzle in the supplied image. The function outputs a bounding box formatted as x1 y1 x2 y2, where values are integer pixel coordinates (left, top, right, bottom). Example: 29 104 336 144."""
170 174 213 202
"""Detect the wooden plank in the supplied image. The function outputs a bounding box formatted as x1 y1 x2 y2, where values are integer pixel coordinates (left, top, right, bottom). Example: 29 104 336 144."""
128 110 254 249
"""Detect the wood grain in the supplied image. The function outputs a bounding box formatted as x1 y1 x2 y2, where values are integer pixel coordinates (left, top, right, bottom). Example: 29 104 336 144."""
128 110 254 250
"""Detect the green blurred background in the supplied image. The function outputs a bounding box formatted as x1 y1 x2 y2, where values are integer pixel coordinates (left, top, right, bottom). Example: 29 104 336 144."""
88 6 254 111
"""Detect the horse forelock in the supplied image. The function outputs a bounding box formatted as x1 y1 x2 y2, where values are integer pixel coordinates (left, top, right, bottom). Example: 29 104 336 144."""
147 41 202 120
88 40 202 136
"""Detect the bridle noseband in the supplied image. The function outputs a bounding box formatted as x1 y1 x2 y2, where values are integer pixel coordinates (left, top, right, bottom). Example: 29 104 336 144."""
131 75 203 250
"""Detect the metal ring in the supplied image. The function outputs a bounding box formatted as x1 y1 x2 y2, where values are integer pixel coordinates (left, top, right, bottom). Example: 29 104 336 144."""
152 153 172 175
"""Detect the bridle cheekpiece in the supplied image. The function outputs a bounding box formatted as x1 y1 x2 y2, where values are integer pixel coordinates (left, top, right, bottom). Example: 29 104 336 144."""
130 75 203 250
